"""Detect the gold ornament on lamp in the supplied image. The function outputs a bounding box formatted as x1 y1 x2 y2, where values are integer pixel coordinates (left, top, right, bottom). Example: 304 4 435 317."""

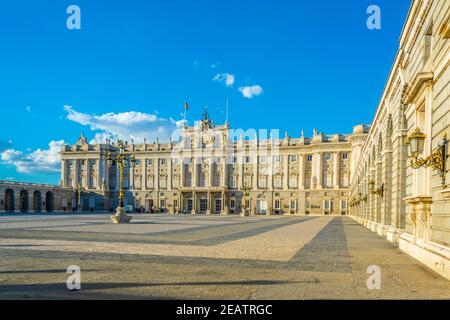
107 140 136 224
407 128 448 186
368 180 384 197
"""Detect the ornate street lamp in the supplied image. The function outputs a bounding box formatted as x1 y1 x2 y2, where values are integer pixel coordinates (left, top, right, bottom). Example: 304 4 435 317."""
107 140 136 224
368 180 384 197
240 183 251 217
407 128 448 186
77 183 83 212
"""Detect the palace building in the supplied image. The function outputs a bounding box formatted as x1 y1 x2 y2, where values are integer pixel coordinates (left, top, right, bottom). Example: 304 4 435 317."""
1 0 448 281
349 0 450 279
59 111 368 215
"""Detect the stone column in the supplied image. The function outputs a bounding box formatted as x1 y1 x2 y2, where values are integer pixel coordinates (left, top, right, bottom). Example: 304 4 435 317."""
253 155 259 189
168 158 172 190
333 152 340 189
191 191 196 214
206 191 211 214
311 153 322 189
61 160 67 187
181 160 185 188
318 153 323 189
268 158 274 190
155 159 160 190
238 161 244 189
283 155 289 190
97 158 102 190
84 160 89 189
104 157 110 191
221 191 228 215
209 159 214 188
142 158 147 189
222 159 227 188
299 155 305 190
193 159 198 188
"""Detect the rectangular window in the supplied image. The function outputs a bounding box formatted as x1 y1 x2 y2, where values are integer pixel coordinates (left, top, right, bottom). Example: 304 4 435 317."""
173 177 179 188
289 155 297 163
160 199 166 209
146 159 153 166
259 156 266 163
245 156 251 164
341 200 347 210
244 176 252 188
273 155 281 163
324 153 332 161
215 199 222 212
230 199 236 209
342 152 349 160
200 199 208 212
306 155 313 162
324 200 332 210
160 176 167 189
160 159 166 165
274 176 282 189
290 200 296 210
174 199 178 209
275 200 281 210
305 201 310 209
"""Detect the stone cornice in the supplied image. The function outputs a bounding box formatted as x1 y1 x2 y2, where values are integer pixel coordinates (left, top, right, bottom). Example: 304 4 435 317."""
403 71 434 104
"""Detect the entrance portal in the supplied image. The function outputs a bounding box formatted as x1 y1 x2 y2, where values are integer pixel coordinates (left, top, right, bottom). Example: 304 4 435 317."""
33 191 42 212
45 191 54 212
19 190 29 213
4 189 14 212
257 200 268 215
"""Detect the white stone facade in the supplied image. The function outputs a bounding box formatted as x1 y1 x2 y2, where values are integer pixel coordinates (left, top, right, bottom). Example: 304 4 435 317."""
350 0 450 280
60 114 367 216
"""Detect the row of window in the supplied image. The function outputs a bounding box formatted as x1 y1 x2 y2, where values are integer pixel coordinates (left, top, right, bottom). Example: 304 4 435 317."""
150 199 347 212
69 152 349 168
131 152 349 166
305 200 348 210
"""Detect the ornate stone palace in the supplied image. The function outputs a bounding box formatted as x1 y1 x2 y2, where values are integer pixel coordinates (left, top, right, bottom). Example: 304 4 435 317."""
349 0 450 279
1 0 448 280
59 111 368 215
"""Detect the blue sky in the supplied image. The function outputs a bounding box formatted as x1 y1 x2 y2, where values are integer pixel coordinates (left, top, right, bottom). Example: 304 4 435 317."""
0 0 411 184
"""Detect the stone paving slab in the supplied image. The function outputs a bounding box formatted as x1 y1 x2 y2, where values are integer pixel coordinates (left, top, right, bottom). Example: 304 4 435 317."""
0 215 449 299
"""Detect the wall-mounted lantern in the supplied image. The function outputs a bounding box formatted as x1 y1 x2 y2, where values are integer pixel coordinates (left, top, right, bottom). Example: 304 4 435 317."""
407 128 448 186
368 180 384 197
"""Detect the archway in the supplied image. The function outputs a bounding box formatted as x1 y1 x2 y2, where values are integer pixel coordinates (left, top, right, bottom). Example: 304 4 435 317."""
4 189 15 212
45 191 54 212
33 191 42 213
19 190 29 213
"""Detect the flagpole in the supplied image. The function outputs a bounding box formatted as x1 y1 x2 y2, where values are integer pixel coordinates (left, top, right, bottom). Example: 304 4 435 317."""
184 101 188 127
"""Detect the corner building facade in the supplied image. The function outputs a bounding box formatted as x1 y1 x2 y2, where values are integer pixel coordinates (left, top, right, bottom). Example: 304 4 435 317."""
60 114 368 216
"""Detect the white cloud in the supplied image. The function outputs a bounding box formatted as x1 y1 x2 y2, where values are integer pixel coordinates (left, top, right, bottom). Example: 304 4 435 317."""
213 73 235 87
64 106 183 143
1 140 65 174
239 85 263 99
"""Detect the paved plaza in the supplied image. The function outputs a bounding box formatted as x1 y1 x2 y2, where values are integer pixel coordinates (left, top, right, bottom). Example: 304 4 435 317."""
0 214 448 300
